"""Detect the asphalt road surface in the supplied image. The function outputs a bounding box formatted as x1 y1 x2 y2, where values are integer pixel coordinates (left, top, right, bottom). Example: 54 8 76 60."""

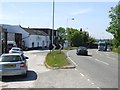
67 49 118 88
0 49 118 89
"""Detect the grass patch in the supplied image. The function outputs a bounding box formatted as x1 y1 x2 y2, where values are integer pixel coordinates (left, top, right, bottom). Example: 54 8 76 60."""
112 47 120 54
45 50 70 68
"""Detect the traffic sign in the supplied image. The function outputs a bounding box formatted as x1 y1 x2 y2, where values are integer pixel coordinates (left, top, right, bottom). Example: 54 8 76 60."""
52 44 56 50
59 44 62 50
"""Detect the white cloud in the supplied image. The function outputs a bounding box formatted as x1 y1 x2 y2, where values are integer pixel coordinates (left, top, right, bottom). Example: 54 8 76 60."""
72 8 93 15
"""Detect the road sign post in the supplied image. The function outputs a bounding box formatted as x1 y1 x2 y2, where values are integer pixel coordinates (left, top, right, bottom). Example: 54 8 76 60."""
59 44 62 53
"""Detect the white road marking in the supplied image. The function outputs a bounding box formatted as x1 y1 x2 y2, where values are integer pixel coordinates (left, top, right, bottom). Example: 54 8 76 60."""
107 56 116 60
95 59 109 65
96 50 99 54
67 57 78 67
80 73 85 77
67 51 78 67
67 50 100 88
106 54 109 56
75 68 77 70
34 54 37 56
87 79 90 81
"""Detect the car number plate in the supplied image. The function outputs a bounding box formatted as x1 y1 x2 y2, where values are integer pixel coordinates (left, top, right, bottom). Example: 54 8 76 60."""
4 64 16 68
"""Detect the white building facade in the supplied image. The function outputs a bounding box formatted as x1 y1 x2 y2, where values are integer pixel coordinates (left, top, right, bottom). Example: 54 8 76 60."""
0 24 51 49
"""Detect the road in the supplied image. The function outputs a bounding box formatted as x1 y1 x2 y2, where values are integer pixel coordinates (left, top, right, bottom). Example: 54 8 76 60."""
0 49 118 89
67 49 118 88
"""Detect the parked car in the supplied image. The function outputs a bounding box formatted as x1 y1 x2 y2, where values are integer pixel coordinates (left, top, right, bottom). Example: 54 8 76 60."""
7 41 17 52
9 47 23 54
76 46 88 55
0 53 28 77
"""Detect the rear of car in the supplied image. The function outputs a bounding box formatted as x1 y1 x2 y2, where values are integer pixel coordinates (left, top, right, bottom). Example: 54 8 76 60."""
0 53 28 77
9 47 23 54
76 46 88 55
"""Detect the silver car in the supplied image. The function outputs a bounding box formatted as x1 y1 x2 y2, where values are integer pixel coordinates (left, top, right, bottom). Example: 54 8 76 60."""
0 53 28 77
9 47 24 54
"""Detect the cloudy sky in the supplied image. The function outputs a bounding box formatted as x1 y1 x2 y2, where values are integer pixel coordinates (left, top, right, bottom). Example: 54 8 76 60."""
0 0 118 39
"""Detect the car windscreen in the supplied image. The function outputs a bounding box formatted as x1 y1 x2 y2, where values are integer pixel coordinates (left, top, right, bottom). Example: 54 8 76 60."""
1 55 22 62
99 44 105 46
12 49 20 51
79 47 87 50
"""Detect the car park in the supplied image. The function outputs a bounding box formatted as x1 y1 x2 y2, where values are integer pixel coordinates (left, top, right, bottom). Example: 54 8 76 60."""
0 53 28 77
76 46 88 55
9 47 23 54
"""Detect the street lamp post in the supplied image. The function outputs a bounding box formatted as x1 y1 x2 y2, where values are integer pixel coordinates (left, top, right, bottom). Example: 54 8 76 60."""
66 17 74 29
52 0 55 44
66 17 74 47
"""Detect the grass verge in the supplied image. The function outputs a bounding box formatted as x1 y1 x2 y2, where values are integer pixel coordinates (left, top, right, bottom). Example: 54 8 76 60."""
45 50 70 68
112 47 120 54
63 47 77 50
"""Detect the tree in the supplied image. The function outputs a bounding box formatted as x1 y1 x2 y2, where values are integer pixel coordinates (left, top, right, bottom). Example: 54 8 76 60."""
57 27 66 44
66 28 89 47
57 27 96 47
66 28 78 46
106 3 120 47
71 31 83 47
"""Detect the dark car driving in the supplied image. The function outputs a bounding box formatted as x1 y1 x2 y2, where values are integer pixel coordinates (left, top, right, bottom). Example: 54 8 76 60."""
76 46 88 55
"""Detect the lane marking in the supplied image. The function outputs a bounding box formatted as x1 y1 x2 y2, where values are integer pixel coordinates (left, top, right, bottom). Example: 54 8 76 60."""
95 59 109 65
34 54 37 56
94 50 117 61
80 73 84 77
67 50 101 89
67 51 78 67
87 79 90 81
67 57 78 67
107 56 116 60
96 50 99 54
106 54 109 56
75 68 77 70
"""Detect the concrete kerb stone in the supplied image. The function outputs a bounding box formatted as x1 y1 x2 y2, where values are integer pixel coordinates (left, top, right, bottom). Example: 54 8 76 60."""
62 57 76 69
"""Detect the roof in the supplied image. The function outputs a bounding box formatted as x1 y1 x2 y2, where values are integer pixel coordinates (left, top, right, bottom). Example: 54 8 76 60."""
11 47 21 49
1 53 22 56
0 26 7 32
98 41 107 44
22 27 48 36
